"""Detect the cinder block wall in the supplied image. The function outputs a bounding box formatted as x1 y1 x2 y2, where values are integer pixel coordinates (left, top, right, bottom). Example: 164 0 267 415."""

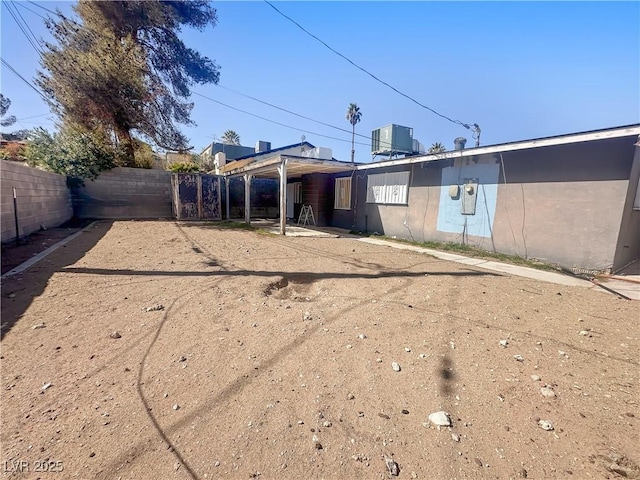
72 167 172 219
1 160 73 242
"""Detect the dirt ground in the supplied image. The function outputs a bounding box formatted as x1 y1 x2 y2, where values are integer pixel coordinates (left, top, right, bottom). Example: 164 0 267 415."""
1 219 95 276
1 220 638 480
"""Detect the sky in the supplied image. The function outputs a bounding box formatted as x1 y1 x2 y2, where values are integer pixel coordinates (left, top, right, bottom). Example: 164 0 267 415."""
1 1 638 163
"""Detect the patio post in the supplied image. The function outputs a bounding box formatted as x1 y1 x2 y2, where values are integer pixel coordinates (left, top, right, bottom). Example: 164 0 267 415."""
277 158 288 235
243 173 252 225
225 177 230 220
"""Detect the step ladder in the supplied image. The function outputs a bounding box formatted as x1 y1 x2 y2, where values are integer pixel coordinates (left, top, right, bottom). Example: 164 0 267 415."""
297 204 316 226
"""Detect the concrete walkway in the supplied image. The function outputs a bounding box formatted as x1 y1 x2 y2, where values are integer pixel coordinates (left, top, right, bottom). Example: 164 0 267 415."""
357 237 593 288
357 237 639 300
255 219 638 298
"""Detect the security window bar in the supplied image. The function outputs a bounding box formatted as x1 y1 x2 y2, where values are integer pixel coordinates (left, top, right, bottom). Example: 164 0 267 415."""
366 171 410 205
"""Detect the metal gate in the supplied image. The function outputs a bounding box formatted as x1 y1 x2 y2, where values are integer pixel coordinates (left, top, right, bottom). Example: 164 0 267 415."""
171 173 222 220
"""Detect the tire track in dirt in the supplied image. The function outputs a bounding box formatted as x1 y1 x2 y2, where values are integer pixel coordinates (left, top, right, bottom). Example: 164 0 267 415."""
107 224 422 479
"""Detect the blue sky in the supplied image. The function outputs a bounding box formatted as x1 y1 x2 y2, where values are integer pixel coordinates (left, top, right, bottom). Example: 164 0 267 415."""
1 1 638 162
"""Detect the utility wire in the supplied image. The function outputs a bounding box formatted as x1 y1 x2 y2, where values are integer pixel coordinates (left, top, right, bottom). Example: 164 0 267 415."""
218 84 355 137
14 1 47 20
25 1 60 18
217 83 399 149
1 58 48 102
14 113 51 121
264 1 478 132
4 2 44 56
193 91 371 147
11 0 45 50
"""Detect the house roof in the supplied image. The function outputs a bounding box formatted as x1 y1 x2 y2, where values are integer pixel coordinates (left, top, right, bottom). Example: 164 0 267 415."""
222 154 356 178
232 141 317 161
358 124 640 171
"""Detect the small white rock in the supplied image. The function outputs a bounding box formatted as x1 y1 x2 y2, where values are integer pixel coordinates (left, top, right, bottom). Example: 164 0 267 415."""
358 334 367 340
32 323 47 329
419 353 427 359
376 358 382 363
323 421 332 427
428 411 452 427
530 375 541 382
558 350 568 357
540 385 556 398
451 433 460 442
538 420 554 431
346 344 352 349
41 383 52 391
514 354 525 362
172 404 180 410
391 362 401 372
404 347 411 352
499 339 508 347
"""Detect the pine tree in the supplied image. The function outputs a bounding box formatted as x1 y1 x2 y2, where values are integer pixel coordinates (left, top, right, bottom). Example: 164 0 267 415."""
37 1 220 163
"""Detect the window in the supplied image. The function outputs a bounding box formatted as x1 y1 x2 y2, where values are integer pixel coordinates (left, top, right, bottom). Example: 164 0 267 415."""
334 177 351 210
366 171 410 204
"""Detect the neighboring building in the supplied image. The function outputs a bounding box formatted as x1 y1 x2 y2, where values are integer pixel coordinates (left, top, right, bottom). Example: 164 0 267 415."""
220 141 348 223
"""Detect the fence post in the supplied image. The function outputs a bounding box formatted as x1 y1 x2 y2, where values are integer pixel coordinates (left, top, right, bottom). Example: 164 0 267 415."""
13 187 20 245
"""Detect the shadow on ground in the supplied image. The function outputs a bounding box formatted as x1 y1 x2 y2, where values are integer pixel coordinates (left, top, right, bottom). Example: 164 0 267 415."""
0 220 112 340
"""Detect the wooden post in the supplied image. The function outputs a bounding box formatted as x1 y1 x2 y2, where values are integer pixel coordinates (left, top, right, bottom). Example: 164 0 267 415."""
277 158 287 235
197 175 203 219
243 173 252 225
225 177 230 220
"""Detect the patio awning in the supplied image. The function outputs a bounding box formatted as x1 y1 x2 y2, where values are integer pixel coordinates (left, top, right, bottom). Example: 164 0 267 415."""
221 154 356 178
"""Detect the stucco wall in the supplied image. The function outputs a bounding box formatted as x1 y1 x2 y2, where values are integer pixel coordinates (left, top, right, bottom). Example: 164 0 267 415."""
333 135 637 271
72 167 172 219
613 144 640 272
1 161 73 242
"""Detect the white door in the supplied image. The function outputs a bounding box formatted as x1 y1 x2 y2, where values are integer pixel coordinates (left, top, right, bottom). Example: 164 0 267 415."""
286 183 295 218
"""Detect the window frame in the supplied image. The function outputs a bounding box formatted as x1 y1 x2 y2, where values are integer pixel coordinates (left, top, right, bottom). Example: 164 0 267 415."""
334 176 352 210
365 171 410 205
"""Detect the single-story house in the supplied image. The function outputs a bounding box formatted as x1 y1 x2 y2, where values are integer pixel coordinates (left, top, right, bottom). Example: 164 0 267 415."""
222 125 640 273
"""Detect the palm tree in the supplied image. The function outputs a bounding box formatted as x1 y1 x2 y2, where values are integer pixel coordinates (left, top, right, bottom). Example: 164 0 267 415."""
221 129 240 146
346 103 362 163
428 142 446 154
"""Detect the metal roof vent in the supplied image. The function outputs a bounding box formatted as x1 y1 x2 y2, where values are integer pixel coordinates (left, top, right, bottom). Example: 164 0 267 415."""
454 137 467 151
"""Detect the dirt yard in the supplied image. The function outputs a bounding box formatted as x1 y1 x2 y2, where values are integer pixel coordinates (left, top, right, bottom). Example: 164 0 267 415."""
1 220 638 479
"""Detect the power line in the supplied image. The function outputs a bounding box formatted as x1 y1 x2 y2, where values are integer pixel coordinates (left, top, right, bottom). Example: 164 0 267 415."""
217 83 397 148
14 113 51 121
14 1 47 20
218 84 355 137
25 1 60 18
3 2 44 56
193 91 371 147
264 1 479 133
11 0 45 51
0 58 49 103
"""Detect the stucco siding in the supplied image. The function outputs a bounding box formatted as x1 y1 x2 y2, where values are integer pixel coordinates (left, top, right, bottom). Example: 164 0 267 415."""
334 134 637 271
